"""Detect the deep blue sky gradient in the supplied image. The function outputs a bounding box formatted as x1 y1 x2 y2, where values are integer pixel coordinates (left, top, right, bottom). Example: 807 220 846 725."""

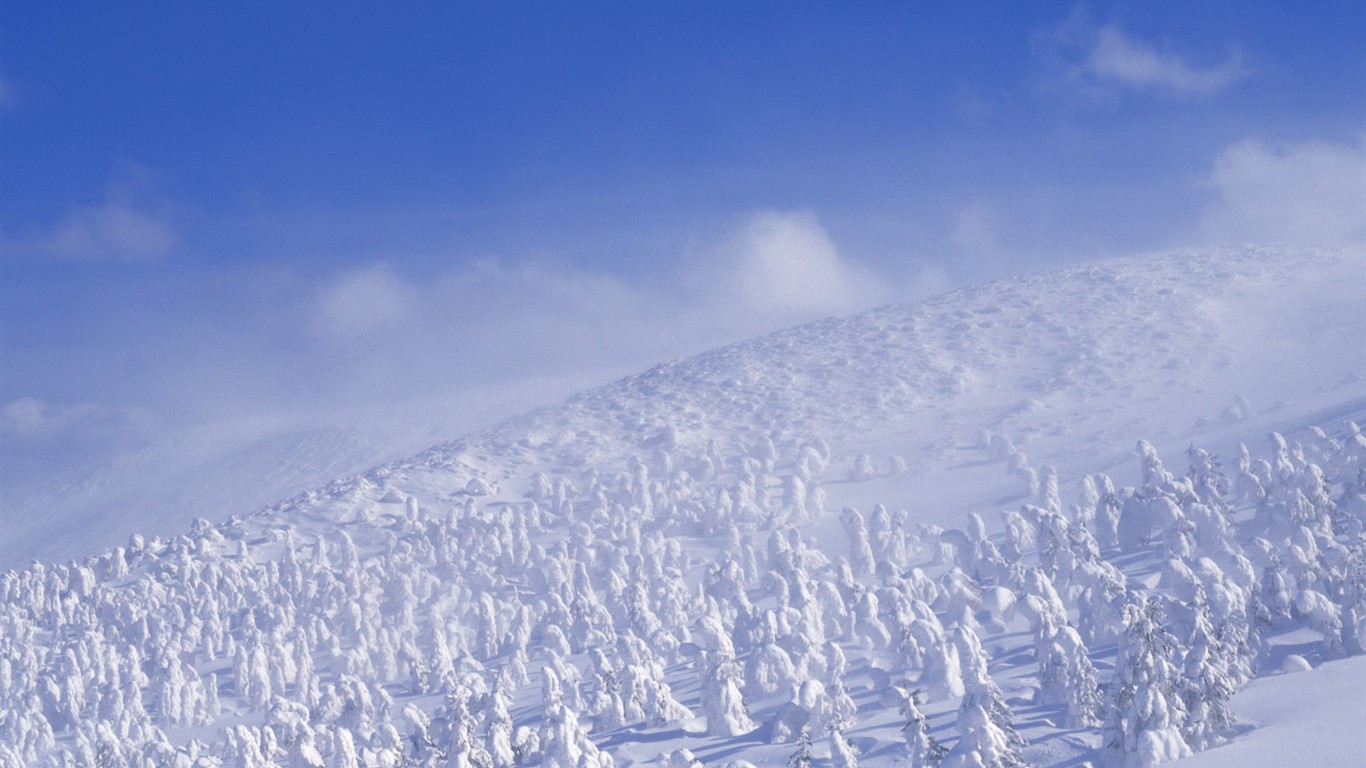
6 3 1361 272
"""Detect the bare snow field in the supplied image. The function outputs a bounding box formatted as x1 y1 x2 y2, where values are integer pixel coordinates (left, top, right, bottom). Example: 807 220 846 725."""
2 246 1364 767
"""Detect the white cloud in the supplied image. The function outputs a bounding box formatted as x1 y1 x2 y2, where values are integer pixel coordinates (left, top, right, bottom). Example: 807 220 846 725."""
1 397 147 445
1198 135 1366 246
38 203 178 262
301 255 681 398
291 210 899 403
313 263 418 341
1088 26 1241 94
950 201 1001 257
713 209 891 320
1037 10 1242 99
22 166 179 262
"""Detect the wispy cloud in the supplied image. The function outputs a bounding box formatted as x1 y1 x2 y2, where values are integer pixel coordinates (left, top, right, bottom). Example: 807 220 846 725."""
683 207 896 321
299 209 900 394
37 203 178 262
15 165 179 263
0 71 17 109
1037 9 1243 100
949 201 1002 258
313 263 419 341
0 397 155 495
1198 134 1366 246
1087 26 1242 94
0 397 145 445
7 207 909 471
716 209 891 320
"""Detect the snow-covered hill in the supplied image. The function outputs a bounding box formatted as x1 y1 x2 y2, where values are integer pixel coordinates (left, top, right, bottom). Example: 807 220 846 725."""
2 246 1364 768
0 372 608 572
290 246 1364 535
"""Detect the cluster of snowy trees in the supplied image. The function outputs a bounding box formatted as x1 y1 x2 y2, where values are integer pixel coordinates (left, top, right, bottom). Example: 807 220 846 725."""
1 419 1363 767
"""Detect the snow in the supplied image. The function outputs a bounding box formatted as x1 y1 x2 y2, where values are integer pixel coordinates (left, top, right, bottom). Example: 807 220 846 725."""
2 245 1364 767
0 373 602 571
1174 655 1366 768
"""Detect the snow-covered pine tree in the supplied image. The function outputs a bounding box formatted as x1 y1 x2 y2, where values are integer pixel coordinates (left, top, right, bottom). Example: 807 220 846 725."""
830 728 860 768
953 626 1026 752
883 685 946 768
823 642 858 734
940 701 1027 768
841 507 877 577
786 726 814 768
913 619 965 702
1177 636 1234 752
1103 599 1193 768
1037 626 1102 728
698 619 756 736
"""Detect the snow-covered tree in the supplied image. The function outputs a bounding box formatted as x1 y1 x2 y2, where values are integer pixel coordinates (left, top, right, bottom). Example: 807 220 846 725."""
913 619 965 702
1037 626 1102 728
954 626 1026 755
883 685 946 768
940 701 1026 768
823 643 858 734
830 728 861 768
699 635 755 736
841 507 877 577
1104 599 1192 768
786 726 814 768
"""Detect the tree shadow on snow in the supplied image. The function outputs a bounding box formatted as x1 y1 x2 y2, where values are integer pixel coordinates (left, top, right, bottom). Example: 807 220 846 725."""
596 725 700 750
694 727 792 764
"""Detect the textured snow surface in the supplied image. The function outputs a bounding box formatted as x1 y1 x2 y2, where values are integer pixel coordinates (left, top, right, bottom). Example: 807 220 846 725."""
342 246 1365 544
2 246 1364 768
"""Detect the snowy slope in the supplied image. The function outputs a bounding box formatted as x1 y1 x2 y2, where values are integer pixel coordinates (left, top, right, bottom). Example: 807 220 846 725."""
1173 654 1366 768
296 245 1364 531
2 246 1364 768
0 372 606 571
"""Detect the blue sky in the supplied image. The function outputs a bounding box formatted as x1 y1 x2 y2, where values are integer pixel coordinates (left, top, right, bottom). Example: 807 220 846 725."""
1 2 1364 520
